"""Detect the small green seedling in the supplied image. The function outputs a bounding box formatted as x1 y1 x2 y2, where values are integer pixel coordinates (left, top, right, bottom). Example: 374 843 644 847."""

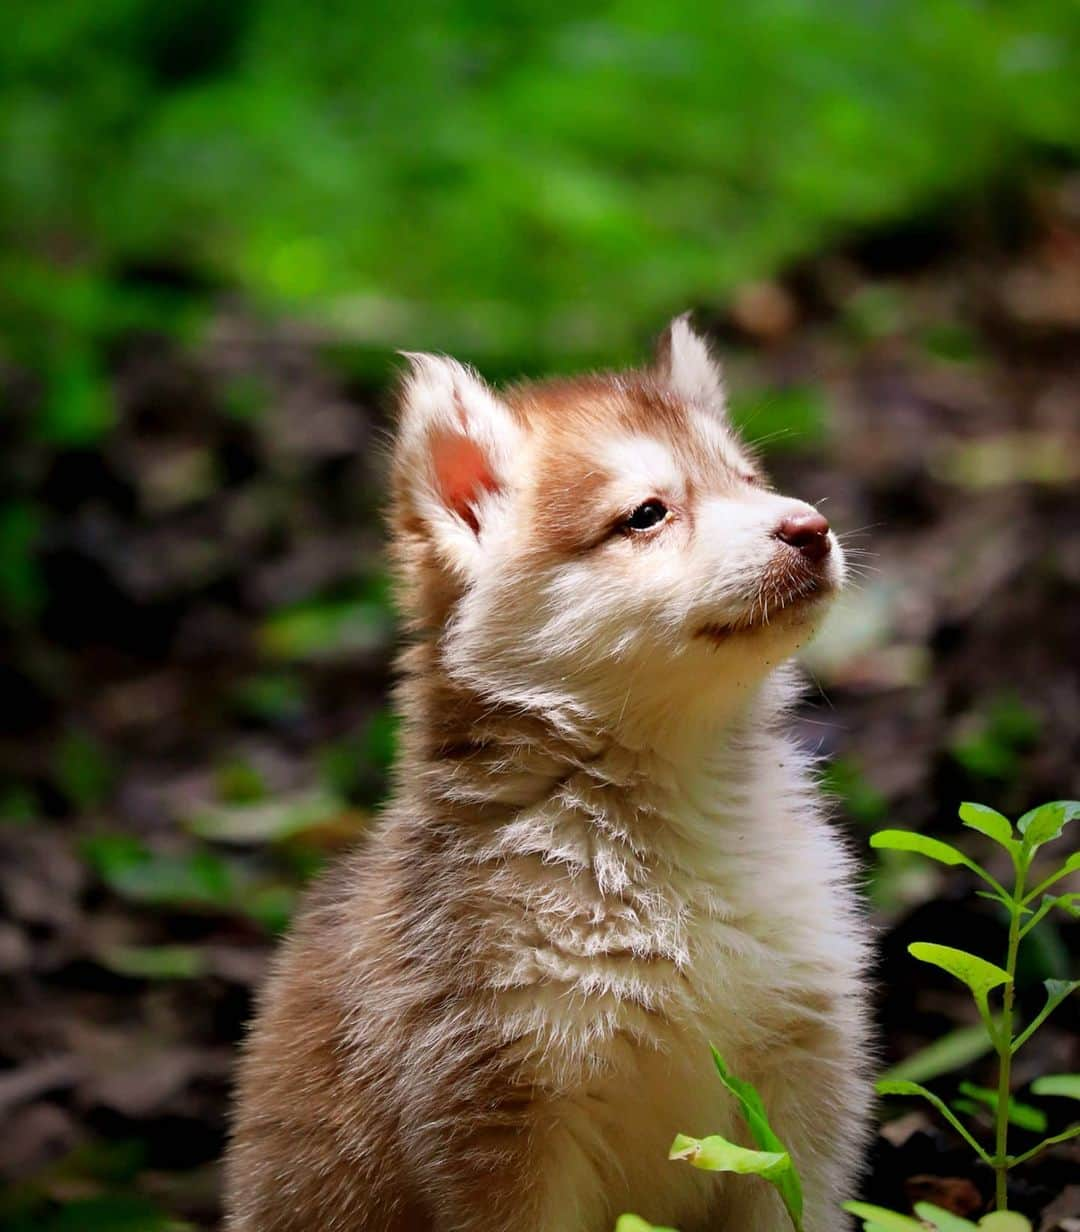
617 799 1076 1232
871 800 1080 1212
618 1046 804 1232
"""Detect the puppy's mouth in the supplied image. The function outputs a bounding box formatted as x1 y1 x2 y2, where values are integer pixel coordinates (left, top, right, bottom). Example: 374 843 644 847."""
696 567 835 644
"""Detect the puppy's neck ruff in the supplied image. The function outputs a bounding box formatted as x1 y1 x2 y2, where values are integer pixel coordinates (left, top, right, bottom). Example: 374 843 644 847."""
398 631 795 802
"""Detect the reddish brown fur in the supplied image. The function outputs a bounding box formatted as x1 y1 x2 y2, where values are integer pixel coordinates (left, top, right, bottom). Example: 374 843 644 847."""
503 374 757 561
227 338 869 1232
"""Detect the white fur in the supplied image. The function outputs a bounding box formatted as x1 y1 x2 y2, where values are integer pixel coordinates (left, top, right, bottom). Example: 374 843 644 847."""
388 324 870 1228
659 313 727 411
397 352 526 575
228 322 872 1232
480 730 868 1230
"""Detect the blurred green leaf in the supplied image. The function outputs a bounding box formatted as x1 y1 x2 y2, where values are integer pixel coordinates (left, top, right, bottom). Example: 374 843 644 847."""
39 349 115 446
53 730 115 810
364 710 400 774
221 374 269 421
214 758 267 805
821 757 888 827
956 1082 1046 1132
0 784 37 825
82 834 235 909
97 944 209 980
950 698 1041 782
1030 1073 1080 1101
230 672 306 723
728 386 828 454
0 503 44 621
920 322 981 364
2 1194 192 1232
259 595 392 662
880 1021 998 1085
4 2 1076 370
239 882 297 934
186 789 348 844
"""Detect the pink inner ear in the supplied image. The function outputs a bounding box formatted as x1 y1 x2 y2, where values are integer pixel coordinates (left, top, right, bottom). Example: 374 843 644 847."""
430 429 500 534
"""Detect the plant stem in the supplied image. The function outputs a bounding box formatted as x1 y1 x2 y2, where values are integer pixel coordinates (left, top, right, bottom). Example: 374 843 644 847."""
993 862 1026 1211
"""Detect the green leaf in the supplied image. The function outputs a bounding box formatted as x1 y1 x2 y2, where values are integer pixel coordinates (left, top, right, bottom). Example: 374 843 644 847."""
871 830 970 866
907 943 1011 1003
870 830 1007 897
710 1047 785 1155
951 1099 982 1118
842 1202 926 1231
1017 800 1080 850
880 1021 998 1085
710 1046 804 1229
186 789 350 844
977 1214 1032 1232
1031 1074 1080 1101
53 730 115 811
728 385 828 453
669 1132 788 1179
956 1082 1047 1132
259 593 392 662
84 838 235 910
913 1203 979 1230
614 1217 678 1232
958 802 1014 849
96 944 209 980
0 502 44 621
22 1194 191 1232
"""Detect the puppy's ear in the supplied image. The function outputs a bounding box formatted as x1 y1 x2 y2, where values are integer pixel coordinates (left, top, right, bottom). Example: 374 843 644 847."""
654 313 726 412
392 353 523 578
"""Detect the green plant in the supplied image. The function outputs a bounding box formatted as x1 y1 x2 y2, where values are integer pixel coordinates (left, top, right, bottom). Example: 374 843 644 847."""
616 1050 1041 1232
871 801 1080 1211
617 1047 803 1232
844 1201 1031 1231
618 799 1076 1232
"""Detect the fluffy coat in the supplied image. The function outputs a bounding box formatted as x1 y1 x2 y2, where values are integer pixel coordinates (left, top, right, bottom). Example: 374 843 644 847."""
226 317 873 1231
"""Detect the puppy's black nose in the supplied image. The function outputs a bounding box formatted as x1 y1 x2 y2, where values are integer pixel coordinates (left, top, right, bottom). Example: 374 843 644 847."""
774 511 831 562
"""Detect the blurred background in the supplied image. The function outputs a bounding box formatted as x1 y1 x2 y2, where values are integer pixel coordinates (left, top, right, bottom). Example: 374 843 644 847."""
1 2 1078 1229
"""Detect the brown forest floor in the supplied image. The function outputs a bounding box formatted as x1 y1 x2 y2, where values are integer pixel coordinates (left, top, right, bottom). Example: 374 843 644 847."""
1 183 1078 1230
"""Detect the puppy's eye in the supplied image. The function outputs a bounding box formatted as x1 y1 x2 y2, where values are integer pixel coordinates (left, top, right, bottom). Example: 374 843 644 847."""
624 500 669 531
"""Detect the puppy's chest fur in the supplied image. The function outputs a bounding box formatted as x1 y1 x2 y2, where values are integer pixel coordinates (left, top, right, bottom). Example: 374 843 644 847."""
456 737 860 1155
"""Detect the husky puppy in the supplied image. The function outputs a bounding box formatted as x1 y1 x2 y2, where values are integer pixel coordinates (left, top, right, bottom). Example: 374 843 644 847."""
226 317 872 1232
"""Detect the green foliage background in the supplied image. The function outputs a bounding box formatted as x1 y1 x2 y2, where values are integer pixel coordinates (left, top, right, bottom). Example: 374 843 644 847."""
3 0 1078 379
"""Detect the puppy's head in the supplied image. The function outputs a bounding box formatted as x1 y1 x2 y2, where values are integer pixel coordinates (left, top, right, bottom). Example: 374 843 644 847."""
391 316 843 739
